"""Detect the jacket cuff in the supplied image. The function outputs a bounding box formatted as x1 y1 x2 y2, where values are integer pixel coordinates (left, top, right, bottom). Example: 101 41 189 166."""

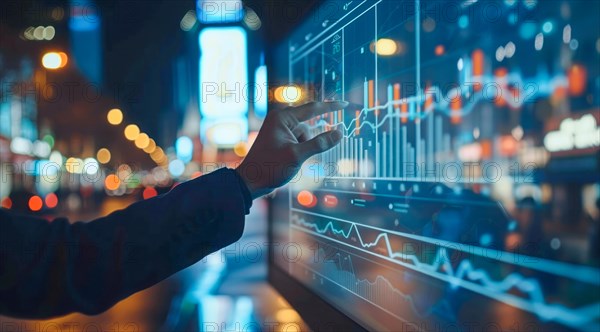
229 168 253 215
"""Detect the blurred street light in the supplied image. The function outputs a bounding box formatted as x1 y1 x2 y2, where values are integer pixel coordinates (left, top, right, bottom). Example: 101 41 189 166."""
124 124 140 141
107 108 123 125
42 51 68 69
135 133 150 149
143 139 157 153
97 148 111 164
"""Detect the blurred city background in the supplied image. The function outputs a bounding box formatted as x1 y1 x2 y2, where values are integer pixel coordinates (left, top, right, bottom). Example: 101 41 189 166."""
0 0 317 330
1 0 600 331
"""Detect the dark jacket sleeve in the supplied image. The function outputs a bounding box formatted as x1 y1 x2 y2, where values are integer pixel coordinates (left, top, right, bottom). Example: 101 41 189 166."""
0 167 252 318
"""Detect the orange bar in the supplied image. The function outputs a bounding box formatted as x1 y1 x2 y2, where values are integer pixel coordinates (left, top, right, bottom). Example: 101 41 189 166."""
355 110 360 135
401 102 408 124
481 140 492 159
393 83 401 101
472 49 484 92
368 80 374 108
494 68 507 107
451 96 461 124
472 49 484 76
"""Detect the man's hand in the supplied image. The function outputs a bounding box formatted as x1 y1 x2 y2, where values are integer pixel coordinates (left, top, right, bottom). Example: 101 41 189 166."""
236 101 348 199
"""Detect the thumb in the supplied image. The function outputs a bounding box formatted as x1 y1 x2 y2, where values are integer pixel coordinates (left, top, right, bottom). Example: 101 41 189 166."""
295 130 343 161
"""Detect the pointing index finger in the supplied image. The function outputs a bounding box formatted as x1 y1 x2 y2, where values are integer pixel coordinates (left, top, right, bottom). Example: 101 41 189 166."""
291 101 348 122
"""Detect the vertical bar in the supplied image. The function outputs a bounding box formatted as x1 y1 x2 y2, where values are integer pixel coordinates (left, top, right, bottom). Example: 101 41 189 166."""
415 115 421 177
363 79 369 109
349 137 354 176
435 115 442 163
365 149 369 178
355 110 361 135
387 84 393 114
402 125 407 179
420 138 426 171
393 83 401 111
389 117 393 178
383 132 387 178
376 142 381 178
354 138 358 178
396 108 401 177
451 95 462 124
368 80 375 109
408 144 414 178
359 138 363 177
428 110 434 167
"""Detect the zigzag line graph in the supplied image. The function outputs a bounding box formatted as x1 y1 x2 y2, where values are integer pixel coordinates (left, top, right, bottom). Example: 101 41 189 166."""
310 73 567 137
306 249 455 321
291 213 600 329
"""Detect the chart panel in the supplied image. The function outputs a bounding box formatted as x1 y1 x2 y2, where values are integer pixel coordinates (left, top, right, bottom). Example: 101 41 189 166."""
272 1 600 331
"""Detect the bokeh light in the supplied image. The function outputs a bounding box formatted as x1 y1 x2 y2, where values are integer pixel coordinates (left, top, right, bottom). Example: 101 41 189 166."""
65 157 84 174
45 193 58 208
107 108 123 125
1 197 12 209
135 133 150 149
297 190 316 208
143 138 157 154
168 159 185 177
234 141 249 157
375 38 398 56
105 174 121 191
42 51 67 69
29 196 43 211
97 148 111 164
124 124 140 141
142 186 158 199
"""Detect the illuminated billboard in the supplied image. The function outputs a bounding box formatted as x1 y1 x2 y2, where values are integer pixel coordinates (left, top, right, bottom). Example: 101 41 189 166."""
198 27 248 119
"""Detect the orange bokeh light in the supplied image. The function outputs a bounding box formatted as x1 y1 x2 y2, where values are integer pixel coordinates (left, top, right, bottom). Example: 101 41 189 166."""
434 44 445 56
29 196 43 211
105 174 121 191
297 190 316 208
45 193 58 208
1 197 12 209
568 64 587 96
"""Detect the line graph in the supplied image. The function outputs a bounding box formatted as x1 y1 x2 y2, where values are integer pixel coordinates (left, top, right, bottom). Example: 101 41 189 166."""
311 73 566 135
300 247 455 322
291 211 600 329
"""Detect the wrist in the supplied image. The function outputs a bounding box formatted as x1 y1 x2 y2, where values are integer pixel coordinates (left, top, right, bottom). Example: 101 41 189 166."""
235 163 275 199
235 164 259 199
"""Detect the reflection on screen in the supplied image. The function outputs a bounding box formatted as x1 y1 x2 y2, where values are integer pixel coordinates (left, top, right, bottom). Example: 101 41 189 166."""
271 1 600 331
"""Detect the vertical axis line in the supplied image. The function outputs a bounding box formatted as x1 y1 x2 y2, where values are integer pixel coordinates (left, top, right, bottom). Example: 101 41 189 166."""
374 4 379 178
342 28 346 168
321 43 325 101
415 0 421 174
